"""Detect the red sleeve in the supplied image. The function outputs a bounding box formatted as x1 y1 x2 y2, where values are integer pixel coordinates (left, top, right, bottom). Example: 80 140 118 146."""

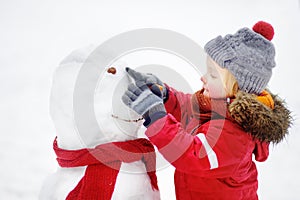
146 114 253 178
164 86 193 126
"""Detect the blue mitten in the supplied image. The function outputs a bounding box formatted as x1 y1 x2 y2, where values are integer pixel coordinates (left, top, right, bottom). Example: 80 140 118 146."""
122 82 167 127
126 67 169 102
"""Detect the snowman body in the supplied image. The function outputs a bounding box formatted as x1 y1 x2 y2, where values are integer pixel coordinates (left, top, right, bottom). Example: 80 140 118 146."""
39 45 160 200
41 163 158 200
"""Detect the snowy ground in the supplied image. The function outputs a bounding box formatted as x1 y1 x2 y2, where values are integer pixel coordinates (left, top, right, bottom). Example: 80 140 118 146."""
1 0 300 199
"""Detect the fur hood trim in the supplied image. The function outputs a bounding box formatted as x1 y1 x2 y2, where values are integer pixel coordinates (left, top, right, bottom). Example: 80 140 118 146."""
228 90 293 143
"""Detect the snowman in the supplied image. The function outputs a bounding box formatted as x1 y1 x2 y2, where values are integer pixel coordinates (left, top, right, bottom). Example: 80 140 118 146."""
39 45 161 200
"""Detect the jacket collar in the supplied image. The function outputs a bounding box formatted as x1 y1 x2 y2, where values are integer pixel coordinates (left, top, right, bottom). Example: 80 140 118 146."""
228 90 292 143
192 89 292 143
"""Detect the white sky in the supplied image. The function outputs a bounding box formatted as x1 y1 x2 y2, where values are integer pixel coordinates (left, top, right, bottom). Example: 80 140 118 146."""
0 0 299 199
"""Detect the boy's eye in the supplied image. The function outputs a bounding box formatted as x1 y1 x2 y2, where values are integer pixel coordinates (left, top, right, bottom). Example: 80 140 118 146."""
210 73 217 78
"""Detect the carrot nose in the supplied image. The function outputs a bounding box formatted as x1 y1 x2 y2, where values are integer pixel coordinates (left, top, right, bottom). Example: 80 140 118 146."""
156 84 164 91
149 84 163 91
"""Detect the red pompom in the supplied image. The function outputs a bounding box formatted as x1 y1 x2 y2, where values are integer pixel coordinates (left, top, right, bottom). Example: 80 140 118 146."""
252 21 274 41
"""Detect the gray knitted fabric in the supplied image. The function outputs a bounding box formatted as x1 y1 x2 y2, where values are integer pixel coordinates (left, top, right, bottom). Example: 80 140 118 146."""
204 27 276 94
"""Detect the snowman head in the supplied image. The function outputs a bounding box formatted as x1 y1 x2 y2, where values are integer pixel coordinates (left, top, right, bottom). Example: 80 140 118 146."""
50 46 143 149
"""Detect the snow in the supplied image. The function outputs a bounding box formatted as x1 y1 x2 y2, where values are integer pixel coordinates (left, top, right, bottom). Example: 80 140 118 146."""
0 0 300 199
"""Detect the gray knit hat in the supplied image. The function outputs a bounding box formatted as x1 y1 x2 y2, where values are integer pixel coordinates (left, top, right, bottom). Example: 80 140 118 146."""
204 21 276 94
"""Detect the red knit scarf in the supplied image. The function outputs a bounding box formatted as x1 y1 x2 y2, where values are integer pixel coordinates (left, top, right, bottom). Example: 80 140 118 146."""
191 89 274 125
191 89 230 125
53 137 159 200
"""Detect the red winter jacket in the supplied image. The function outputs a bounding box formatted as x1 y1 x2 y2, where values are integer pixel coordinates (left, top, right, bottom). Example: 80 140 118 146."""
145 87 275 200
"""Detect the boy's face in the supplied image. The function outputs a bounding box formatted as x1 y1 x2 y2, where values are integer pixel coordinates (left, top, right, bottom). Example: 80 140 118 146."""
201 57 228 98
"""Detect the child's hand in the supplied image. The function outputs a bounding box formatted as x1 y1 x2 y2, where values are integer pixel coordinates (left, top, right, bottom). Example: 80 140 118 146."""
125 67 168 101
122 81 166 127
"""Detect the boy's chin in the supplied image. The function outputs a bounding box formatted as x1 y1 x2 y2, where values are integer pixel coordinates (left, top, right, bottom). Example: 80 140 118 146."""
203 90 227 99
203 89 210 97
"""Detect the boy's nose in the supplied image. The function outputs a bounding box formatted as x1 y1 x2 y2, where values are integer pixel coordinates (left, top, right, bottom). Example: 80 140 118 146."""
200 76 206 84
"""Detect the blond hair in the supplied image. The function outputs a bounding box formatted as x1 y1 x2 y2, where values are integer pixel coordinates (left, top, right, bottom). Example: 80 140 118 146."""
215 65 239 98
